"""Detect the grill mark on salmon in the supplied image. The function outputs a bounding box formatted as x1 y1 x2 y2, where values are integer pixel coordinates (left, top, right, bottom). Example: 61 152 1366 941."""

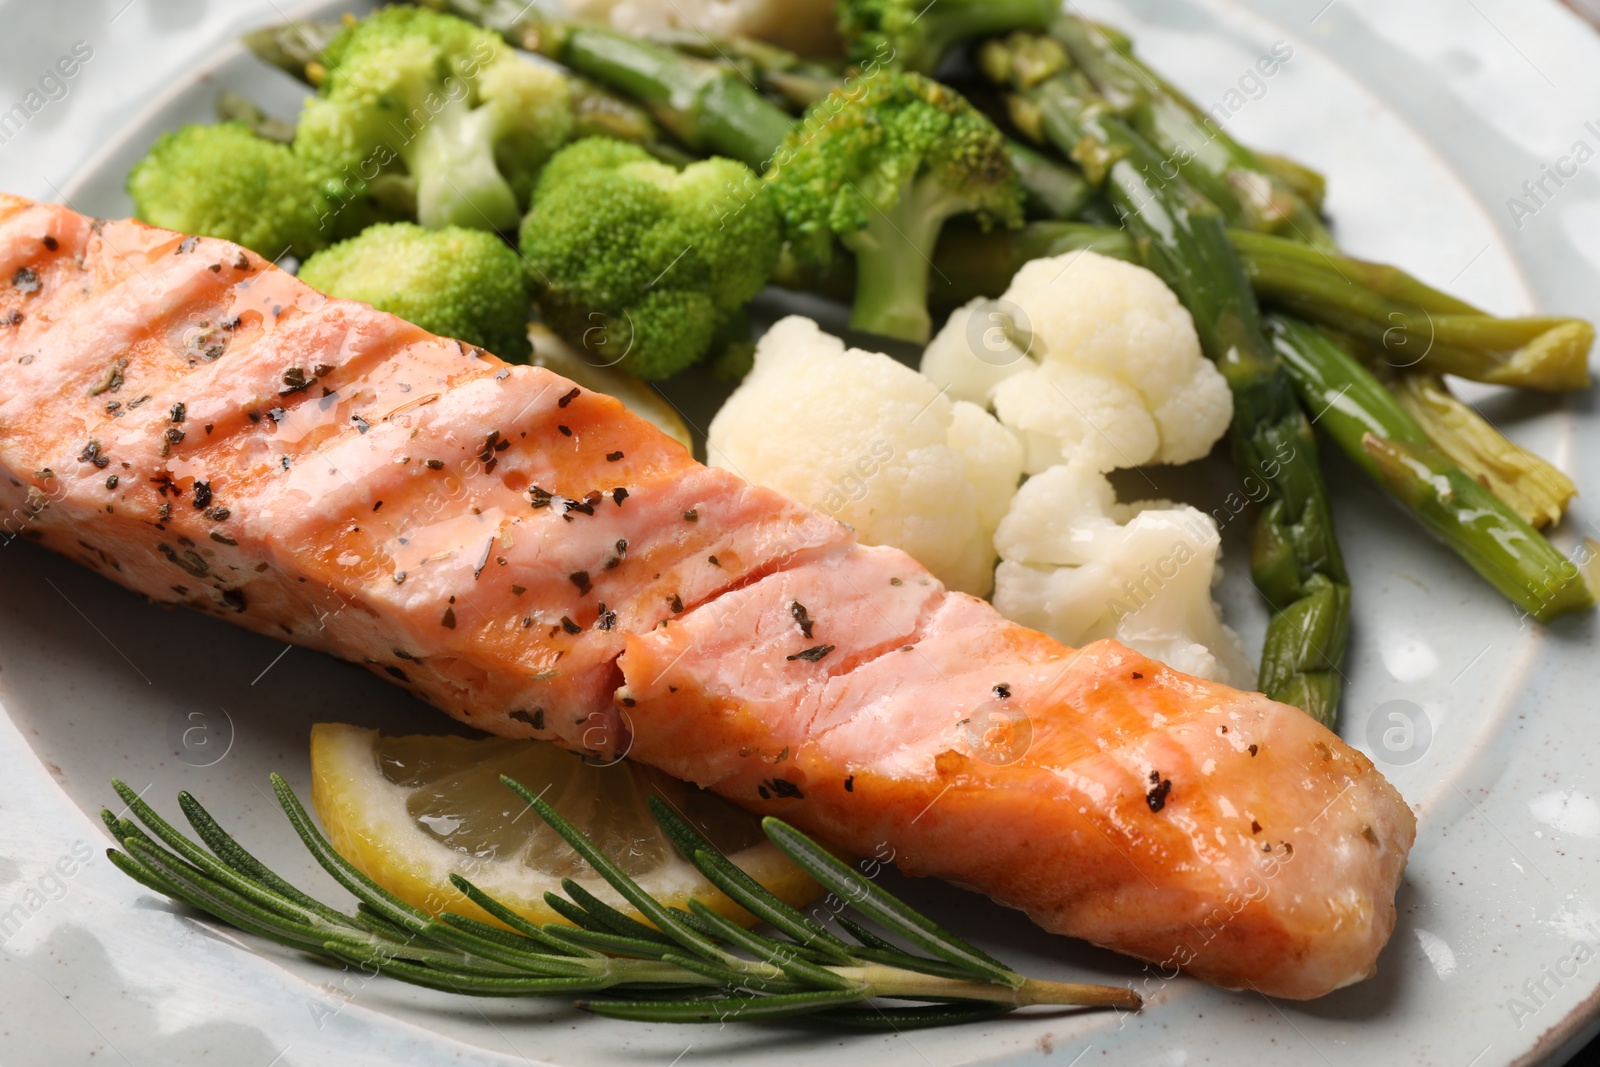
0 195 1415 999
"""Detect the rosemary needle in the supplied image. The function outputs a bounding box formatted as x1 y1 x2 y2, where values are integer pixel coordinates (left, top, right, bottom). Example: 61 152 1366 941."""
101 773 1141 1028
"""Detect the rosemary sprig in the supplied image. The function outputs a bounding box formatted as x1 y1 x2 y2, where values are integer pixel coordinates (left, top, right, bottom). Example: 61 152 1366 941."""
100 774 1140 1028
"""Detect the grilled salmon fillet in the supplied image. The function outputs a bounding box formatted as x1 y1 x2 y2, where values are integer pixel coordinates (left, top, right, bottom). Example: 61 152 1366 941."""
0 194 1414 999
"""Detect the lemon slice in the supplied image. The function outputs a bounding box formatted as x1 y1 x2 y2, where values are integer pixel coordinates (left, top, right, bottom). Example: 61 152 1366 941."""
309 723 821 929
528 324 693 452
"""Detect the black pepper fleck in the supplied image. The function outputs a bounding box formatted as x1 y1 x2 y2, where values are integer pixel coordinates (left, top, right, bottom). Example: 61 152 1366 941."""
606 451 624 462
441 607 457 629
557 425 571 437
557 387 580 408
12 266 40 294
569 571 592 596
1146 775 1173 813
683 509 698 522
790 601 814 639
787 644 834 663
560 616 581 635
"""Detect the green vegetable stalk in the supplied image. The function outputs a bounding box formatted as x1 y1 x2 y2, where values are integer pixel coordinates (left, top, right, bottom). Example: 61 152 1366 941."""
420 0 796 172
766 70 1025 343
982 34 1351 724
1229 231 1594 393
1049 17 1334 249
1269 317 1593 622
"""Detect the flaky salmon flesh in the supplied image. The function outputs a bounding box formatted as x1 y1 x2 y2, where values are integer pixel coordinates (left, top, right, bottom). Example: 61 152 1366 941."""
0 194 1415 999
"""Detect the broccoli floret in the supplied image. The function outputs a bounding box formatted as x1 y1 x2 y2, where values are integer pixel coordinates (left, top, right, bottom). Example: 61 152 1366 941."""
296 7 573 234
766 70 1023 343
127 122 332 260
518 137 781 381
298 222 532 361
837 0 1058 72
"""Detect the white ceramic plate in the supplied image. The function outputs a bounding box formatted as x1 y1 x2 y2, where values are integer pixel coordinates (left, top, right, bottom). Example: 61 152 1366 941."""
3 1 1600 1063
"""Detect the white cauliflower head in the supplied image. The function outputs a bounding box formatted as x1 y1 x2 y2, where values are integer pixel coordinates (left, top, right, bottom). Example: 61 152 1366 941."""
708 316 1022 596
992 464 1255 687
921 250 1234 475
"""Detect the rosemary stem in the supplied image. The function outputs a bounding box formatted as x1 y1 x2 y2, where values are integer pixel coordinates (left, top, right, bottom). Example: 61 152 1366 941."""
852 965 1142 1010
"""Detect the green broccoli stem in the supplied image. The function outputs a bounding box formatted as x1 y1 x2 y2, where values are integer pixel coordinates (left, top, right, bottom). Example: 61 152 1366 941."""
1269 317 1594 623
404 97 520 232
989 47 1350 725
841 181 961 343
1050 17 1335 249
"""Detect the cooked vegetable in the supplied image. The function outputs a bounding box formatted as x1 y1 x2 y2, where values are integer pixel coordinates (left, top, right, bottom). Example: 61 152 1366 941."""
1045 16 1590 529
297 222 532 361
126 122 332 260
1392 374 1576 530
993 464 1254 687
767 69 1024 343
647 28 847 110
1270 317 1593 623
521 0 841 58
429 4 796 171
708 317 1022 596
102 775 1138 1028
295 6 573 233
921 251 1233 475
1050 17 1333 248
1229 230 1594 393
837 0 1058 73
1005 138 1097 220
982 33 1350 725
518 137 781 380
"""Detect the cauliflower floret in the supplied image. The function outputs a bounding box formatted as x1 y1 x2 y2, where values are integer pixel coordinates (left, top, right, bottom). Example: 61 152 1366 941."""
921 250 1234 475
708 316 1022 596
993 464 1255 687
562 0 840 56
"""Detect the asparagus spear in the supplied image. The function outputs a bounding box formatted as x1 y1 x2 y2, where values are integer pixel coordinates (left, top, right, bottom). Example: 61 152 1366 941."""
1229 230 1594 392
1050 17 1335 249
1391 374 1577 531
1046 16 1591 535
645 28 845 111
982 34 1351 725
214 91 295 144
1269 317 1593 621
